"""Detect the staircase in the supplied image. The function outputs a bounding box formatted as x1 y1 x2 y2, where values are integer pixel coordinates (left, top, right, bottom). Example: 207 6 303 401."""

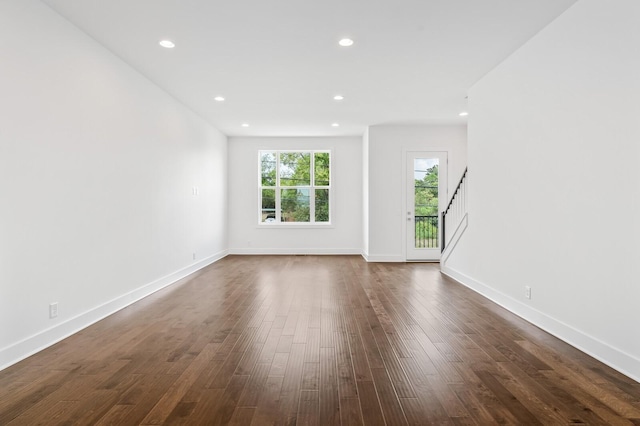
441 168 468 261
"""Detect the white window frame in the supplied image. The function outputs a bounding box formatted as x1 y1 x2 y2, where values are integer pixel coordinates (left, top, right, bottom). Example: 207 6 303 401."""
258 150 332 226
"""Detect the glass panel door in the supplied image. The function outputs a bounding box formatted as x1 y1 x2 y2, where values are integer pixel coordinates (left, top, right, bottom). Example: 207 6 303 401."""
406 152 447 261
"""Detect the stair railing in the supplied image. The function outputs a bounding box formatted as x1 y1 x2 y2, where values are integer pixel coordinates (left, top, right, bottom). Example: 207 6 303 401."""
442 168 467 252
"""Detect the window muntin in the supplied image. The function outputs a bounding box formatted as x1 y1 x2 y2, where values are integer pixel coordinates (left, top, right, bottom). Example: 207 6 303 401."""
259 150 331 224
280 152 310 186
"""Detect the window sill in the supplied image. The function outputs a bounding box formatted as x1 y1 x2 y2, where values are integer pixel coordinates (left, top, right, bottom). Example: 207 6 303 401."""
257 223 334 229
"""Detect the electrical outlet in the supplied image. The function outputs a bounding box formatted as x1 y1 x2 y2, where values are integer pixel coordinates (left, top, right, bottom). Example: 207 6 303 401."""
525 286 531 300
49 302 58 319
192 252 196 260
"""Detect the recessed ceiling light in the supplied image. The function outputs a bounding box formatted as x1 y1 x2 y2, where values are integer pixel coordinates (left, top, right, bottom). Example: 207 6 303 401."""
459 111 469 117
159 40 175 49
333 95 345 101
214 96 225 102
331 123 340 127
338 38 354 47
241 123 249 128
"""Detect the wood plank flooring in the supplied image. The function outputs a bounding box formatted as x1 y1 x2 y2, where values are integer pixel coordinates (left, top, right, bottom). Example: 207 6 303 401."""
1 255 640 425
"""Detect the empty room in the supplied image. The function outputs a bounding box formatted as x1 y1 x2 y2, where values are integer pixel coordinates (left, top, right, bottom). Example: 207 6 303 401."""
1 0 640 424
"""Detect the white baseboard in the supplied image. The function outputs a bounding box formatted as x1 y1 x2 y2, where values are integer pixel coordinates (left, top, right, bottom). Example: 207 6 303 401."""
362 254 405 262
229 248 400 263
0 249 228 372
228 248 362 255
441 265 640 383
361 249 369 262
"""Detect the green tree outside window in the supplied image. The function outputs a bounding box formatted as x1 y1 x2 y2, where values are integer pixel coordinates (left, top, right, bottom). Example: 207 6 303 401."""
260 151 330 224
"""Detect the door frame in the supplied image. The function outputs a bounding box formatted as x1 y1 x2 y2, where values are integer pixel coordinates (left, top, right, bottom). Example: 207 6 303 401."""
403 149 449 261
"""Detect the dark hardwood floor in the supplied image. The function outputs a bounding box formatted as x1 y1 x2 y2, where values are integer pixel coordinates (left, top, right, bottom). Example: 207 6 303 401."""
1 255 640 425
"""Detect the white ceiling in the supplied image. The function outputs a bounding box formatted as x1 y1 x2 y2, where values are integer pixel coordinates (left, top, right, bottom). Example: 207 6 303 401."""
41 0 577 137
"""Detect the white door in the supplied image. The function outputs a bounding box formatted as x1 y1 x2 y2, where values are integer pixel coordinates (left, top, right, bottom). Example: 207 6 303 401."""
406 152 447 261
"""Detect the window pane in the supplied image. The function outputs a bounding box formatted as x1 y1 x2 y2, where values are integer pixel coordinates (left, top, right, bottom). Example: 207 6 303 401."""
260 152 276 186
281 188 310 222
280 152 310 186
414 160 438 216
315 189 329 222
414 159 439 248
314 152 330 186
261 189 276 223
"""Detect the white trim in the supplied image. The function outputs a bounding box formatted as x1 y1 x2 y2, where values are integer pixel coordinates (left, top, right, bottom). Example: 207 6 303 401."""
0 250 228 372
440 213 468 266
362 254 405 263
440 265 640 383
257 223 334 229
228 248 361 255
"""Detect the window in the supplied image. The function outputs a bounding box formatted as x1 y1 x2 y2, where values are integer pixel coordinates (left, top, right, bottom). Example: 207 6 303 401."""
260 150 331 224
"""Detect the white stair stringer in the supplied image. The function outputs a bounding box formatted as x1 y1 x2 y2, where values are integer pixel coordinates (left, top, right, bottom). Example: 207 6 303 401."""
441 213 468 267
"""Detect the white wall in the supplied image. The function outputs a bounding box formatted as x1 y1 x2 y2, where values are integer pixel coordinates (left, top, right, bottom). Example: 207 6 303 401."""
362 129 370 257
228 137 362 254
365 125 467 261
0 1 228 369
444 0 640 380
